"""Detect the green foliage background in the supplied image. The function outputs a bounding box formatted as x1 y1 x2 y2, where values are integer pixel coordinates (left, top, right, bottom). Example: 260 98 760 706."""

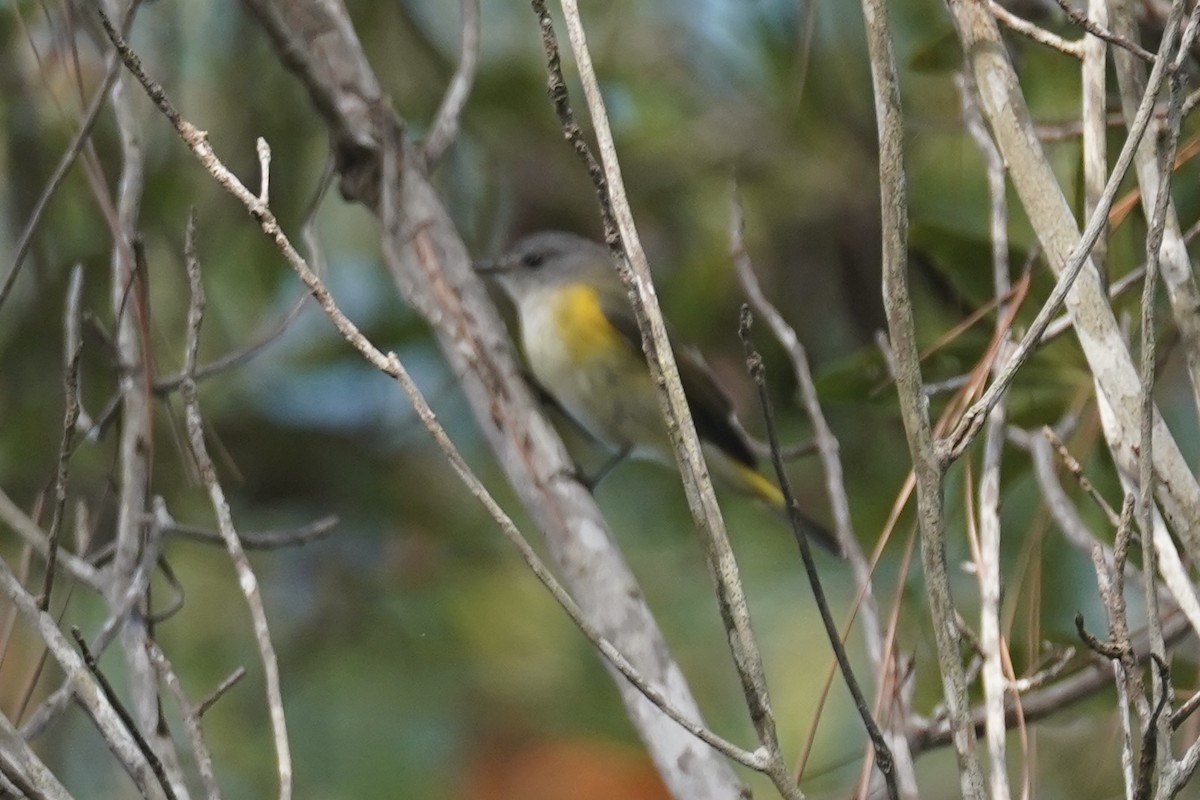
2 1 1196 798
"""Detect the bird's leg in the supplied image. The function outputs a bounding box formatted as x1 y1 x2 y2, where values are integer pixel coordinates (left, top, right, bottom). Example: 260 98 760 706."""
560 444 632 492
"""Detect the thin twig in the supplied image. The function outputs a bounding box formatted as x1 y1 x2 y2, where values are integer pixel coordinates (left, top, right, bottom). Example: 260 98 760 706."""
1054 0 1154 61
960 67 1014 800
146 641 223 799
39 270 86 610
72 627 177 800
0 488 103 591
1075 613 1127 660
153 295 308 394
0 555 160 792
1038 266 1144 342
729 185 917 795
1136 40 1187 784
739 311 899 800
1042 426 1122 526
1173 689 1200 730
179 208 292 800
1091 534 1139 799
1134 656 1172 800
910 609 1193 753
19 503 166 740
97 1 174 780
162 516 339 550
530 2 614 239
195 667 247 719
423 0 480 166
155 160 334 395
990 1 1084 57
0 5 136 316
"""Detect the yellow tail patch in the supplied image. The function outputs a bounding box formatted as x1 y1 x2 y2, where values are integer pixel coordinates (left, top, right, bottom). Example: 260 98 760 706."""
732 462 785 509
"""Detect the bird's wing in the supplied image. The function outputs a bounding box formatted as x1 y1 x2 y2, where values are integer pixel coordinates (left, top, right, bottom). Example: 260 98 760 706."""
598 294 759 469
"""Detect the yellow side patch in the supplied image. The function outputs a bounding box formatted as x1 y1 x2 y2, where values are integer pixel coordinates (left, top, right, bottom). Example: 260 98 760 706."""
553 284 624 361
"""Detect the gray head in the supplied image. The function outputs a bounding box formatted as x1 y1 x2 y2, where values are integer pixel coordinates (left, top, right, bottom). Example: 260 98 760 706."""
477 231 617 302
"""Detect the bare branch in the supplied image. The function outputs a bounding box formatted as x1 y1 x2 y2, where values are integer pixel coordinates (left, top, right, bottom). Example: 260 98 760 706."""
162 516 339 550
959 67 1014 800
20 502 167 740
1109 0 1200 428
154 161 333 396
72 627 178 800
1053 0 1154 61
739 311 900 800
146 641 223 800
0 710 74 800
1081 0 1108 285
40 268 87 611
96 16 764 789
1134 20 1188 779
0 488 103 592
990 1 1084 57
180 209 292 799
0 5 135 317
730 186 916 796
862 0 985 795
0 556 164 797
941 0 1200 570
533 2 787 793
422 0 480 166
911 609 1193 754
195 667 247 719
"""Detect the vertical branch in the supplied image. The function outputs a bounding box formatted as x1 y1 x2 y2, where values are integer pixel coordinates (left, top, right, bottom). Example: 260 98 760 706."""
1138 65 1187 787
960 70 1013 800
1082 0 1108 285
862 0 986 796
180 209 292 800
97 1 188 792
39 266 86 611
1090 524 1139 799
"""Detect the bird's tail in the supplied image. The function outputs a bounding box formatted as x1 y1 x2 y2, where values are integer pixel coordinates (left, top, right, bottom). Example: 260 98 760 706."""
704 445 844 558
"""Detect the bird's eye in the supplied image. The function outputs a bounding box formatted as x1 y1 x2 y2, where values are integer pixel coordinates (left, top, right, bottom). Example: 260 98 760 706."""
522 251 545 269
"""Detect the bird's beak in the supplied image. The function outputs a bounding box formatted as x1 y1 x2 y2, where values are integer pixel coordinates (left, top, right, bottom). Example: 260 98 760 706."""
474 257 506 275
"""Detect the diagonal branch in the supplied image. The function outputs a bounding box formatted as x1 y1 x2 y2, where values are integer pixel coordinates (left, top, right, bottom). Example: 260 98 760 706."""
941 0 1200 568
98 9 755 794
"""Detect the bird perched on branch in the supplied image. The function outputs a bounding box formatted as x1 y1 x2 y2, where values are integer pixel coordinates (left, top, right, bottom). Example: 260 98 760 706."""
478 230 841 557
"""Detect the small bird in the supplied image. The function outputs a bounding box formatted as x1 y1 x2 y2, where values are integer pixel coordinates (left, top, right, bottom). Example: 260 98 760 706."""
478 231 841 556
